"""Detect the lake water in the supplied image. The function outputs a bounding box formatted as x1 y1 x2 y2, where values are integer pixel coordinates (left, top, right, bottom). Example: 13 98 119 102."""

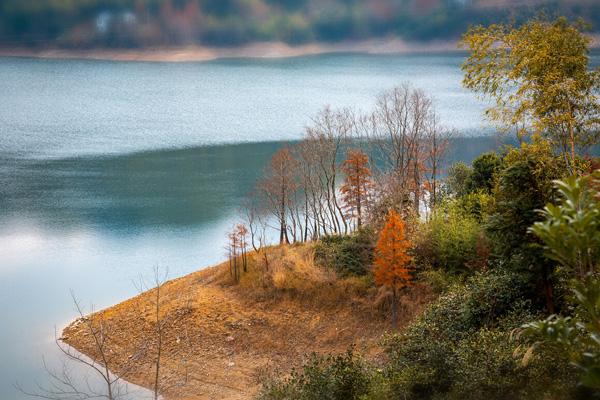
0 52 573 398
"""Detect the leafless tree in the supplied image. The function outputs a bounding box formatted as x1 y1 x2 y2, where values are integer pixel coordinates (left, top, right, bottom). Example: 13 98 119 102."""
256 146 298 244
304 107 354 235
359 84 443 218
424 112 454 213
243 84 451 245
16 291 143 400
134 266 169 400
240 193 263 253
236 224 249 273
240 193 273 273
226 228 241 282
295 139 330 239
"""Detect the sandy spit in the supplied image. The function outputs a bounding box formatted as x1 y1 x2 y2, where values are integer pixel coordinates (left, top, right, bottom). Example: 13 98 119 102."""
0 38 462 63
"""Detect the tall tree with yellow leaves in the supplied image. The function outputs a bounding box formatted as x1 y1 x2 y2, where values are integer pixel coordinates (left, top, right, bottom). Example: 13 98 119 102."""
340 149 373 229
461 17 600 172
373 210 413 329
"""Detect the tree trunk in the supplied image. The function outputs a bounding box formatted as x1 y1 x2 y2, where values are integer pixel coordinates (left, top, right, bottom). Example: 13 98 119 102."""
391 287 398 330
154 286 162 400
542 266 555 314
569 125 576 174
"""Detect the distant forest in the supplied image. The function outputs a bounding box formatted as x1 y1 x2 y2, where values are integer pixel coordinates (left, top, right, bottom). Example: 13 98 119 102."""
1 0 600 48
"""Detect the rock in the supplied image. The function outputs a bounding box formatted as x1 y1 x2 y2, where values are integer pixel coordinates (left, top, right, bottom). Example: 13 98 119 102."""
226 336 234 342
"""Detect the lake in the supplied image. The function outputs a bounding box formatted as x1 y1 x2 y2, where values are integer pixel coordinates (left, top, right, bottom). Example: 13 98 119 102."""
0 52 557 398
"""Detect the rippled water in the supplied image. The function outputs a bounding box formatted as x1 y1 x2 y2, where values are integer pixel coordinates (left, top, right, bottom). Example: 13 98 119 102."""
0 52 582 398
0 53 493 159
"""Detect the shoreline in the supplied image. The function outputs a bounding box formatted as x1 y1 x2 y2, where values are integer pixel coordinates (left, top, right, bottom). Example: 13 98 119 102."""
59 245 424 399
0 38 462 63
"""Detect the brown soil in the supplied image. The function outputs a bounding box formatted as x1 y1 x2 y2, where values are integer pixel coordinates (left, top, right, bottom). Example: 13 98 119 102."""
62 245 431 400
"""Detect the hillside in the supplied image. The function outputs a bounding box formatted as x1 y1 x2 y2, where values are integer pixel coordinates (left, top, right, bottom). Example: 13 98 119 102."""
61 245 432 399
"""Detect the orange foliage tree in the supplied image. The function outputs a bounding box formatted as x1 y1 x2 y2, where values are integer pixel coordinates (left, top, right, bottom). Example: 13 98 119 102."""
340 149 373 229
373 210 413 329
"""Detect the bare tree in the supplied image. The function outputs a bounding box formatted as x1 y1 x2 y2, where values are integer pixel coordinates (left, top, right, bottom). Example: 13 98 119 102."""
295 139 330 239
242 85 450 244
226 228 241 282
240 193 272 272
236 224 249 273
257 146 298 244
424 112 453 213
134 266 169 400
16 292 143 400
321 107 354 231
240 193 263 253
360 84 442 217
304 106 354 235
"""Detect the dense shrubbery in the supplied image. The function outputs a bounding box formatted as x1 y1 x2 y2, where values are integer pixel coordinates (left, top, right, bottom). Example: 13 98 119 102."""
466 152 503 194
445 161 473 197
414 202 484 275
314 229 374 277
487 140 565 263
446 152 503 198
381 279 578 399
258 349 373 400
486 139 570 312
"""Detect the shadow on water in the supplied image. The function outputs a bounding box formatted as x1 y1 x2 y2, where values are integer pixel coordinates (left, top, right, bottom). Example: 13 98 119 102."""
0 136 513 233
0 141 285 232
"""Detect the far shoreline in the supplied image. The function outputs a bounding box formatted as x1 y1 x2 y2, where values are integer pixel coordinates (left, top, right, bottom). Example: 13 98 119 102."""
4 33 598 63
0 38 464 63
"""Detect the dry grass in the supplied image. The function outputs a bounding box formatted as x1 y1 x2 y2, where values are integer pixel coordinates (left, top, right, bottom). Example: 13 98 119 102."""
62 243 433 400
236 244 373 307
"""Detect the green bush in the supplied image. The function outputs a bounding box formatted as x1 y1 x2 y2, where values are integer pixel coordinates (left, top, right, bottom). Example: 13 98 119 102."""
454 190 494 221
314 230 374 277
466 152 503 194
446 161 473 197
418 268 460 295
415 201 485 275
258 349 373 400
530 173 600 279
487 140 566 264
446 152 503 198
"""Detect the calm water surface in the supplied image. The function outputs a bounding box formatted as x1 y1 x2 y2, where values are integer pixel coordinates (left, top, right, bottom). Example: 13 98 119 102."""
1 52 584 398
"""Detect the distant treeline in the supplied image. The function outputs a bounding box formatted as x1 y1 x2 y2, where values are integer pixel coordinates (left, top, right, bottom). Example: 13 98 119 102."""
1 0 600 48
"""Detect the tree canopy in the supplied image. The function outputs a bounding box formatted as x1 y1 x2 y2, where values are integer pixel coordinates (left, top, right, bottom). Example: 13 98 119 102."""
461 17 600 171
